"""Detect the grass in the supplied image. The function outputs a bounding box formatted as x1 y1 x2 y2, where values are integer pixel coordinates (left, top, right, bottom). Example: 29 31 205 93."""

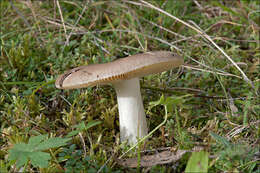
0 0 259 172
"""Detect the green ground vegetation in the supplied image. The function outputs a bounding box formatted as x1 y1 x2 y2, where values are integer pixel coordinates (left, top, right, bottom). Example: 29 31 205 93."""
0 0 259 172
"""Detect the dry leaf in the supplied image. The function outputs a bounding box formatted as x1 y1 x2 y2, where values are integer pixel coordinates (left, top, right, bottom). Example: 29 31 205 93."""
117 150 187 168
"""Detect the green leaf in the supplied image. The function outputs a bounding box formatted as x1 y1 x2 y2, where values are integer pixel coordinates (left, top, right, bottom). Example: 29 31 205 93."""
185 151 209 173
8 143 31 168
8 135 71 168
72 121 86 130
67 121 102 137
210 132 230 147
66 130 80 137
85 121 102 131
29 152 51 168
36 137 71 151
28 134 48 147
149 94 192 113
149 95 165 107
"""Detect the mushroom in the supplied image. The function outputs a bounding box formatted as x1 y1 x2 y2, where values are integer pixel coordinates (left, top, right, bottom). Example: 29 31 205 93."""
56 51 183 144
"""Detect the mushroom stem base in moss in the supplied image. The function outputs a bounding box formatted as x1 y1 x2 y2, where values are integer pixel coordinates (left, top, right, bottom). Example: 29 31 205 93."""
114 78 148 144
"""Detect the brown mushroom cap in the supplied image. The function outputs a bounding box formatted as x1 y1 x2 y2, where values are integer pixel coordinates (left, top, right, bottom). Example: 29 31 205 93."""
55 51 183 89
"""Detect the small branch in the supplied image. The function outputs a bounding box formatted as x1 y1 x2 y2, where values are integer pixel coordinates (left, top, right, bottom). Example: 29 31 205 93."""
56 0 67 40
142 85 251 101
79 132 87 157
65 1 89 45
183 65 242 79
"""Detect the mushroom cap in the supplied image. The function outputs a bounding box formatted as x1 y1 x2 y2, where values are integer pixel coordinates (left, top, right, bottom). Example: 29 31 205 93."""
56 51 183 89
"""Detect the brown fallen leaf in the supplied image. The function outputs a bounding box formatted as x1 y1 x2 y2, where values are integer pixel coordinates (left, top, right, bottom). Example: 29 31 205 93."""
117 150 187 168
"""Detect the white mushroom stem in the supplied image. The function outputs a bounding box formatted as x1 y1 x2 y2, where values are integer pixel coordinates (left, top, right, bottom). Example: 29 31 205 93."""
113 78 148 144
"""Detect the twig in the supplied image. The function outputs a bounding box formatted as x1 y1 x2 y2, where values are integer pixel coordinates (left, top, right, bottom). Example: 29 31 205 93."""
65 1 89 45
141 18 187 39
79 132 87 157
142 85 256 102
91 35 111 55
56 0 68 40
193 0 203 10
142 85 206 94
183 65 242 79
41 17 81 30
59 95 72 106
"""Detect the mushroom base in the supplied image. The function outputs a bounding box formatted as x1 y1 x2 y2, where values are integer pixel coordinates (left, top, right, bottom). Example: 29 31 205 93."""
114 78 148 144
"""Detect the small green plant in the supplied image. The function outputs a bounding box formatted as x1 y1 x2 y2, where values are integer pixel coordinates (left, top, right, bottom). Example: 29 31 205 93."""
8 135 71 169
58 144 91 173
58 144 121 173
